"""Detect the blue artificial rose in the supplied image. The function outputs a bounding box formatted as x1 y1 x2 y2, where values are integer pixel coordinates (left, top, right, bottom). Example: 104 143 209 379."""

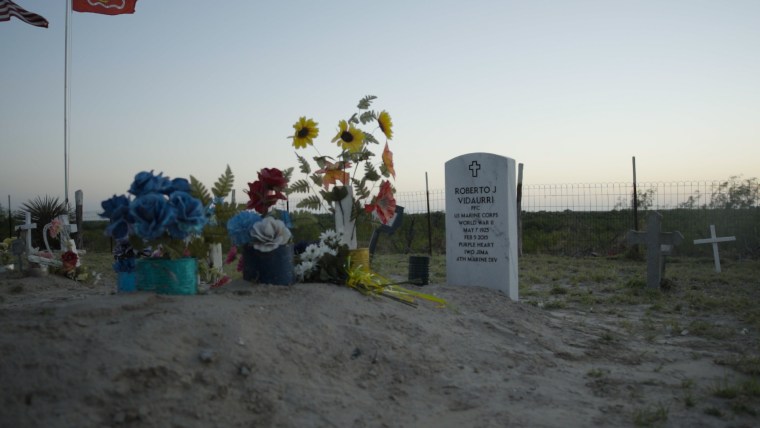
128 171 172 197
227 210 262 246
170 178 191 194
100 194 129 219
129 193 176 241
100 195 133 240
167 191 208 239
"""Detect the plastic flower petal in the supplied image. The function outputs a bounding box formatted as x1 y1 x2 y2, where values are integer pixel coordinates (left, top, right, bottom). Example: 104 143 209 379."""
257 168 288 190
364 180 397 225
331 120 364 153
129 193 176 241
250 217 292 252
167 191 208 239
378 111 393 140
227 211 262 246
291 117 319 149
382 142 395 179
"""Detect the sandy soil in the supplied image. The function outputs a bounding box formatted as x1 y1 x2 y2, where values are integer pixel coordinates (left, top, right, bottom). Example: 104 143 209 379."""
0 273 757 427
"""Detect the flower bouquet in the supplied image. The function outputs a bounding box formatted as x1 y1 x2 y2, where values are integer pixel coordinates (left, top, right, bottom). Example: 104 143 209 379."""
100 171 208 294
226 167 295 285
288 95 398 249
187 165 240 289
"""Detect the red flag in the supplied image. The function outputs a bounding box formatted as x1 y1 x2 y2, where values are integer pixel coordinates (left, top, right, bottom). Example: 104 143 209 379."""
72 0 137 15
0 0 49 28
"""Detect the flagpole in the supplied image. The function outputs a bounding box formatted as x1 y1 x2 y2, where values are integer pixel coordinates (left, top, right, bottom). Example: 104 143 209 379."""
64 0 72 210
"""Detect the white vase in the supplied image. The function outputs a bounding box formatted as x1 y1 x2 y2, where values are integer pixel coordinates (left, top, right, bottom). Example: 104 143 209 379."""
334 186 358 250
209 243 223 270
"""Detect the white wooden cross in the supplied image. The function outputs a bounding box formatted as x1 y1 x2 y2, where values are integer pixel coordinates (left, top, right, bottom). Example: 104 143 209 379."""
693 225 736 273
14 211 37 254
43 215 78 253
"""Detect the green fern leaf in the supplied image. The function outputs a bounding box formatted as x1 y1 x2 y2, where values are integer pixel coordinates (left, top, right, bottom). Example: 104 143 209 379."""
296 195 324 211
365 132 380 145
297 153 312 174
211 165 235 198
349 113 360 125
363 161 381 182
379 163 391 178
189 175 212 206
359 110 377 125
290 179 312 194
309 173 323 188
357 95 377 110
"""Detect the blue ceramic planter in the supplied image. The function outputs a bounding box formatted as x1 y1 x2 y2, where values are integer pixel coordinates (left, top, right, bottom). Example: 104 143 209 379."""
243 244 294 285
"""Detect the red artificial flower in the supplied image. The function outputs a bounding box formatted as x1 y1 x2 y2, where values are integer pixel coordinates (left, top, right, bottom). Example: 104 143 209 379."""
364 180 397 225
211 275 231 289
246 180 286 215
225 245 238 265
257 168 288 190
61 251 78 272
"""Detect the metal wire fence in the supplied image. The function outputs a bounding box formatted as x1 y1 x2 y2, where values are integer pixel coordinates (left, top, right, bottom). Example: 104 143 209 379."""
285 179 760 257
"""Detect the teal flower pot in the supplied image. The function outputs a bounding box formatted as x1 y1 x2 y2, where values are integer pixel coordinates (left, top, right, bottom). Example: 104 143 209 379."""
136 258 198 295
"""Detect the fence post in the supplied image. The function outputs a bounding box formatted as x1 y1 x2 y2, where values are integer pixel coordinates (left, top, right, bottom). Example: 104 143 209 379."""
517 163 524 256
632 157 638 231
75 190 84 249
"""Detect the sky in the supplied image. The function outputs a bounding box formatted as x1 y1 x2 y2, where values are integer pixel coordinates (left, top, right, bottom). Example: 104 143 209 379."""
2 0 759 214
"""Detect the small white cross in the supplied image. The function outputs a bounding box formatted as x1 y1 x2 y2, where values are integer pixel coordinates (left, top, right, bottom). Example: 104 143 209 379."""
15 211 37 254
693 225 736 273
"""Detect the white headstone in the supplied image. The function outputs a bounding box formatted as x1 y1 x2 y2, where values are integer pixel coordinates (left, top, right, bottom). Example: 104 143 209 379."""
693 225 735 273
445 153 519 300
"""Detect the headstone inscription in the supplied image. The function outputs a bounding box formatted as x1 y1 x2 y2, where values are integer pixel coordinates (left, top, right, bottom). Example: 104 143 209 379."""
445 153 518 301
625 211 683 288
693 225 735 273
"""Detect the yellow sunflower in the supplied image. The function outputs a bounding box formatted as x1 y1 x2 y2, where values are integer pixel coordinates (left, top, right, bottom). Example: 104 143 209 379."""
377 110 393 140
290 117 319 149
331 120 364 153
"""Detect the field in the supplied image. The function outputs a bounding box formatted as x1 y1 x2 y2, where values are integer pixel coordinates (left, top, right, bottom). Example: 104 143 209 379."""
1 250 758 427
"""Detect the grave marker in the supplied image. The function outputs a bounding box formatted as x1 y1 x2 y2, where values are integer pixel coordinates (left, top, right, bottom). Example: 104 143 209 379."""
11 239 26 271
693 225 735 273
14 212 36 254
625 211 683 288
445 153 518 300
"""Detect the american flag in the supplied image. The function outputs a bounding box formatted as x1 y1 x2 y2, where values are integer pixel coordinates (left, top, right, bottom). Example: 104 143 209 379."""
0 0 48 28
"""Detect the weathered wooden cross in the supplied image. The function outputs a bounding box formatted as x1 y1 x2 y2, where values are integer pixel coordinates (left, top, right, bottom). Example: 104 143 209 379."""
626 211 684 288
14 211 37 254
693 225 735 273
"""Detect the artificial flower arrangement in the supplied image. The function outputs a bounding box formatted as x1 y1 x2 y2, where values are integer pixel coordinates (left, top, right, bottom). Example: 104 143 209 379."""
99 170 208 259
0 238 12 267
294 229 349 283
288 95 398 247
187 165 240 288
225 167 294 275
29 220 90 281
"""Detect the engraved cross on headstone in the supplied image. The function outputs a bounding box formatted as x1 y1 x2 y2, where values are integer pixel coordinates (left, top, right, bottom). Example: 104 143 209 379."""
693 225 735 273
626 211 683 288
468 161 481 177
